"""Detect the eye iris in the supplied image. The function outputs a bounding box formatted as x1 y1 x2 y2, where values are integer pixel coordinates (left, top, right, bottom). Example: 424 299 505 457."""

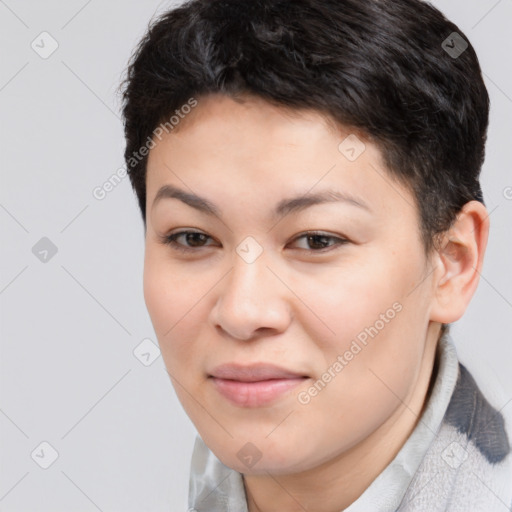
308 234 331 249
186 232 208 247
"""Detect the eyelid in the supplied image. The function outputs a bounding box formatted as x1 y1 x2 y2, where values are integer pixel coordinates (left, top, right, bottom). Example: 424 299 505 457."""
290 231 349 252
158 229 218 253
159 229 350 253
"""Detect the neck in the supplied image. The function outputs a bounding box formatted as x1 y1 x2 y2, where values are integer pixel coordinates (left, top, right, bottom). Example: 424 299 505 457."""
244 323 441 512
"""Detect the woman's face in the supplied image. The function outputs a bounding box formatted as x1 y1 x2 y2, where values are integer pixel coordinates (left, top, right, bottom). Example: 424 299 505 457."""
143 93 439 475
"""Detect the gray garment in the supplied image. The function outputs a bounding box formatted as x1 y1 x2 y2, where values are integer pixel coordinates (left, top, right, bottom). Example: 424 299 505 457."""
188 334 512 511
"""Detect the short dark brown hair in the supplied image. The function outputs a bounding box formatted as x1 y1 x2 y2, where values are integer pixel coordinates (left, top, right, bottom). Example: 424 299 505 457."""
120 0 489 257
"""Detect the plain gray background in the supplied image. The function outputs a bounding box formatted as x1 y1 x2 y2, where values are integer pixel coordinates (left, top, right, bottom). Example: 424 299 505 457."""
0 0 511 510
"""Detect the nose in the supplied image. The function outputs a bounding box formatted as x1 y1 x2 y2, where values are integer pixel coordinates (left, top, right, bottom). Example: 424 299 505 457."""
209 252 292 341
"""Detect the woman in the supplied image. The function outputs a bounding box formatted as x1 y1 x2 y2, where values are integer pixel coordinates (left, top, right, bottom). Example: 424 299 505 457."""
119 0 512 509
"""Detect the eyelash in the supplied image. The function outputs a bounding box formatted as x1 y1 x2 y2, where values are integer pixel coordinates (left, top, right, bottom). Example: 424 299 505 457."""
159 230 349 254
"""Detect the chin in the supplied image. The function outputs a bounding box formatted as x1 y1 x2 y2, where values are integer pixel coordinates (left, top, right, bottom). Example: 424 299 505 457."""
212 436 316 475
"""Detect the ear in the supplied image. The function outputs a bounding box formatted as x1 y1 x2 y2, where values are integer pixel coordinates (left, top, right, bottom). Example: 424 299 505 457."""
429 200 490 324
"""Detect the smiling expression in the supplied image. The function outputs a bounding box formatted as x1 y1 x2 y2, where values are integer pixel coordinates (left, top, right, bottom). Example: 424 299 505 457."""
142 92 441 475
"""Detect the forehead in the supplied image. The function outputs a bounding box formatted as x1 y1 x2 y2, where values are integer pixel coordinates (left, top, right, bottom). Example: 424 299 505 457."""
160 93 355 160
145 93 418 227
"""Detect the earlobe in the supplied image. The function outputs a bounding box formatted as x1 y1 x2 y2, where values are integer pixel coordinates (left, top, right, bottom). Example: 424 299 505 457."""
429 200 489 324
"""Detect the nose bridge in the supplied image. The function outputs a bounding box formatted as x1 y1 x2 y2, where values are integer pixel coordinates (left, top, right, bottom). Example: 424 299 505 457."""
230 249 270 300
226 235 274 302
211 241 291 339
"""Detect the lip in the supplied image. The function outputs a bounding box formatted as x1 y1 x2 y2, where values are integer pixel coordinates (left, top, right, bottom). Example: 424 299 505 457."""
208 363 309 407
209 362 307 381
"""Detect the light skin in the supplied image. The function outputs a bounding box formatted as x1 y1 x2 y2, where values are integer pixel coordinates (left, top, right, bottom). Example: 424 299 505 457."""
143 93 489 512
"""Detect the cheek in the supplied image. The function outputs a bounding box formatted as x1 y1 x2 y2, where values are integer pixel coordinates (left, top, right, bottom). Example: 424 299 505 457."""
143 250 194 359
143 247 217 382
291 257 409 352
286 312 426 468
292 252 428 410
143 246 202 332
143 252 175 336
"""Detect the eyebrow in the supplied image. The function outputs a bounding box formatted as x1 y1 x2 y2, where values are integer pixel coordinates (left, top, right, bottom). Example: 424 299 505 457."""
152 184 371 219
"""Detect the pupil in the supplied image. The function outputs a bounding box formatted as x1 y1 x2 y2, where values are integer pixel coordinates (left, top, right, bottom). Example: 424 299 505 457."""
187 233 206 247
308 235 329 249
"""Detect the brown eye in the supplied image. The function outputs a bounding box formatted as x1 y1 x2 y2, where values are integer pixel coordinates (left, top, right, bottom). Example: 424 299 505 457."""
290 232 349 252
160 230 216 253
